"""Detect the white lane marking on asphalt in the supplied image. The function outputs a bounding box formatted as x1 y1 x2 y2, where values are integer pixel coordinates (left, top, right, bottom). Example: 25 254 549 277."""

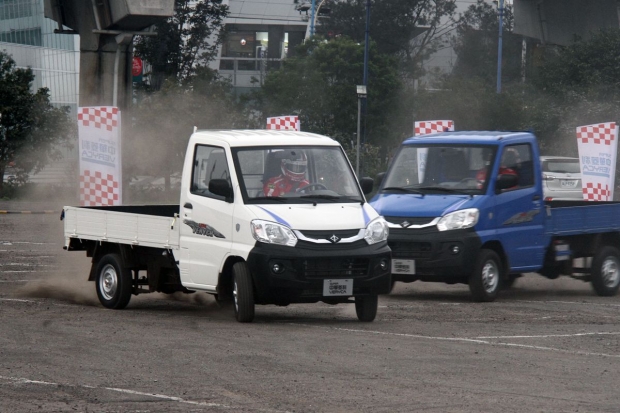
476 331 620 339
514 299 620 307
0 241 52 245
0 375 292 413
0 298 34 302
295 325 620 358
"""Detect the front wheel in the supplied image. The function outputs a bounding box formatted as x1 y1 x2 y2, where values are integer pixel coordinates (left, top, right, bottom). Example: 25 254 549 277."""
591 246 620 296
232 262 255 322
355 295 378 322
95 253 132 309
469 249 502 302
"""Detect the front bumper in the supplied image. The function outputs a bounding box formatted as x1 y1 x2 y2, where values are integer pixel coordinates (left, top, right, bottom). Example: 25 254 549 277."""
246 240 391 304
388 227 481 282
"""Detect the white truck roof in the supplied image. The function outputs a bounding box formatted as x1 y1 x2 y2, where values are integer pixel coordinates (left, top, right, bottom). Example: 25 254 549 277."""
190 130 340 148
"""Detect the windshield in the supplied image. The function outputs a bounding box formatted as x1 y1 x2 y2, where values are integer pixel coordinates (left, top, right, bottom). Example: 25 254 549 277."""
233 146 364 204
382 144 498 195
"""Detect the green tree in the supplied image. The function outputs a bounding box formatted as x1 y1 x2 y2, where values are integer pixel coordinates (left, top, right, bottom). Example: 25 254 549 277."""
320 0 457 79
133 0 229 86
251 37 401 145
534 29 620 99
0 52 75 192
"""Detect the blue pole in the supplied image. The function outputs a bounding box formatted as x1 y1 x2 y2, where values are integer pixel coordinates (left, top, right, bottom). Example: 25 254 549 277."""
310 0 316 38
496 0 504 93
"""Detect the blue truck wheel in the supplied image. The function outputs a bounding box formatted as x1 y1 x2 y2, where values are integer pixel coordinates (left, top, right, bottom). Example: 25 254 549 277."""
591 246 620 297
469 249 502 302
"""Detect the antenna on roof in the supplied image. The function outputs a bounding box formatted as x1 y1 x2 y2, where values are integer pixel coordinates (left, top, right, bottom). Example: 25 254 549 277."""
193 126 197 133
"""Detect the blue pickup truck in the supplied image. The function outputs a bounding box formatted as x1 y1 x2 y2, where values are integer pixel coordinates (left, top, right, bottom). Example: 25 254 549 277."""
370 131 620 301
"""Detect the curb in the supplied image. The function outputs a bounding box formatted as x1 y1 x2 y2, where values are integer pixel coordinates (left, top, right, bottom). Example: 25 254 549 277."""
0 210 59 214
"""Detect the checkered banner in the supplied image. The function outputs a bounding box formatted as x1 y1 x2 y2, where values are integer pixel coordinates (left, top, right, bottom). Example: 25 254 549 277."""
414 120 455 183
266 116 300 131
77 107 122 206
414 120 454 136
576 122 618 201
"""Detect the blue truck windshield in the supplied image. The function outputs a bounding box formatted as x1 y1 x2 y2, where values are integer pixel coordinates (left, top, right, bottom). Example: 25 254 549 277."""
383 144 498 195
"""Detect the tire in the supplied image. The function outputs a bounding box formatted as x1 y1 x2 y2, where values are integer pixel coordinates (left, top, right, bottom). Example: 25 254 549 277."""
469 249 502 302
232 262 255 322
355 295 378 322
591 246 620 297
95 253 132 309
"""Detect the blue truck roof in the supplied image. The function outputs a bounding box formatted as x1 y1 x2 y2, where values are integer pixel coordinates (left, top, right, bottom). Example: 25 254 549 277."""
403 131 535 145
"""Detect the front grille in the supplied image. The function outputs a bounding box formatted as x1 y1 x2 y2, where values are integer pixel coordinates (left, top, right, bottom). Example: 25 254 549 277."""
384 216 436 226
389 241 432 259
296 239 367 250
301 257 370 278
298 229 360 240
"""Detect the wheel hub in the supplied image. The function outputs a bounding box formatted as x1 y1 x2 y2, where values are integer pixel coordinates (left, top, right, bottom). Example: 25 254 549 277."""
99 264 118 300
601 258 619 287
481 261 499 293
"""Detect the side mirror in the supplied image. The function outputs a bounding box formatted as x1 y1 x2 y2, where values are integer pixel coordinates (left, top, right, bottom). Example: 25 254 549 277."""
495 174 518 192
359 177 374 195
376 172 386 187
209 179 233 201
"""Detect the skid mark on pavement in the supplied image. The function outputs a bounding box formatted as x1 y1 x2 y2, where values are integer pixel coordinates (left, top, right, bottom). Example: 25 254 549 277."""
0 375 291 413
293 324 620 358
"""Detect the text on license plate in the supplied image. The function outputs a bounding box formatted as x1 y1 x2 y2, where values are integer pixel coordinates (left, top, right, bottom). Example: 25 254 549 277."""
560 180 578 188
323 279 353 296
392 259 415 275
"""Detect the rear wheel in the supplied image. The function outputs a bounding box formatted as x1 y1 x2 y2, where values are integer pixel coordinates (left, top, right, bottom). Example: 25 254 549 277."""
232 262 255 322
355 295 378 322
469 249 502 302
95 253 132 309
591 246 620 296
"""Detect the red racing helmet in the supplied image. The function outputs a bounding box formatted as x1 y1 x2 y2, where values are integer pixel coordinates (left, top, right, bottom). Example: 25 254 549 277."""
281 152 307 181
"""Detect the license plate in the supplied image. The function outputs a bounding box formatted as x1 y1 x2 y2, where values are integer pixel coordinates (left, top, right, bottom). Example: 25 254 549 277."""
323 279 353 296
560 180 578 188
392 259 415 275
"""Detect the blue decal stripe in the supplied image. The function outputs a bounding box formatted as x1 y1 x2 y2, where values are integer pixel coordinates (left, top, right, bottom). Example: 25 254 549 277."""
257 206 290 226
362 205 371 225
81 157 116 168
443 198 468 215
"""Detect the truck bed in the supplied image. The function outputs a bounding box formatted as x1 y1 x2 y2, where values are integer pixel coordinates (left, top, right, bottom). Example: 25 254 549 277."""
545 200 620 236
63 205 180 249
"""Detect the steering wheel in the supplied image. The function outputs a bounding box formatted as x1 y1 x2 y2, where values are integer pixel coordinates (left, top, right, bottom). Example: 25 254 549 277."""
297 183 328 193
458 177 479 187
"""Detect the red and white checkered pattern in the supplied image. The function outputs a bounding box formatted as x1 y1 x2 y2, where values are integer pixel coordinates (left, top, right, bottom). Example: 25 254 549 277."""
576 122 617 146
583 182 610 201
79 170 120 206
78 107 119 132
414 120 454 136
266 116 300 131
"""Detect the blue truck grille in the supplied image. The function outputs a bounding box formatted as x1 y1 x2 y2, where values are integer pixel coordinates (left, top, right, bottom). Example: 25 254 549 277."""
389 241 432 259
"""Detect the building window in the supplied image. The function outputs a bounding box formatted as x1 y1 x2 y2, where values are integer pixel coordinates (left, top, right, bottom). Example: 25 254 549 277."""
0 0 36 20
0 27 41 46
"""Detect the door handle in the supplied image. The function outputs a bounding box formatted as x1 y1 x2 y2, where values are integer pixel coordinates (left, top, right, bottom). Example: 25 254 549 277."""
184 202 193 209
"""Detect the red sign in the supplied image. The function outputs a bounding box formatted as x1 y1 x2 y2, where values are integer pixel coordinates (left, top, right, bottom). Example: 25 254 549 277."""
132 57 143 77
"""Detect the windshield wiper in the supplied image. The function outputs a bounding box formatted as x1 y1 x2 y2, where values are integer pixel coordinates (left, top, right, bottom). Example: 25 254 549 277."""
418 186 469 194
299 194 341 201
381 186 425 196
251 196 288 202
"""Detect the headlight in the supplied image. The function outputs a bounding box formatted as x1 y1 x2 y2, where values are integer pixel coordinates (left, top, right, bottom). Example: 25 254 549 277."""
364 217 389 245
437 208 479 231
251 220 297 247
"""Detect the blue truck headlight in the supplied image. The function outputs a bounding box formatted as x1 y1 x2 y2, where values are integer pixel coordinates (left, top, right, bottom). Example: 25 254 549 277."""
251 220 297 247
364 217 389 245
437 208 479 232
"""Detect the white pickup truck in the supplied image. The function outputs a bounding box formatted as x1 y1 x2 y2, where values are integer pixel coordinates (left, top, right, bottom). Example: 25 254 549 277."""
62 130 391 322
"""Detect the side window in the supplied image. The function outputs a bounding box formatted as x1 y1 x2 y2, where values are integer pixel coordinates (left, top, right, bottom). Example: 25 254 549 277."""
499 144 534 189
191 145 231 200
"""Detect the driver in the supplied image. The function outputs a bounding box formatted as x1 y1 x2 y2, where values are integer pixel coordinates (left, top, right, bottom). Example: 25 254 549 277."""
263 152 310 197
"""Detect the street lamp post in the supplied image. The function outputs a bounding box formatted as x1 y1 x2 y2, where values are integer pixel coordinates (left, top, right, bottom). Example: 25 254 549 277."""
496 0 505 93
356 85 367 176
